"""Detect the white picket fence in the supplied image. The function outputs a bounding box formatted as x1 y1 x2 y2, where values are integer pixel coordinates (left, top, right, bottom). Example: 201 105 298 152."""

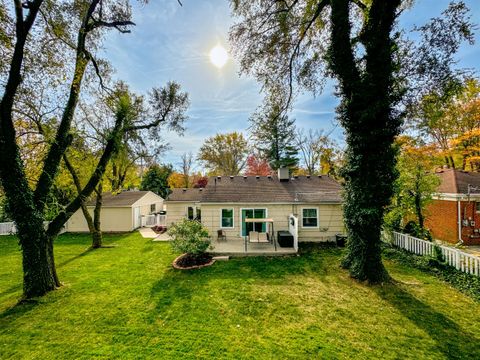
391 231 480 277
0 221 67 235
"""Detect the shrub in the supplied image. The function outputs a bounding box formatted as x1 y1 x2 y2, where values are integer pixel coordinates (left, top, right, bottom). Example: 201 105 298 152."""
403 221 433 241
167 219 211 257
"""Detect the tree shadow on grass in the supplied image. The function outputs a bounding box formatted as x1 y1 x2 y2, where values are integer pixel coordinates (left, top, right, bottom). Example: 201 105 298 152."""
0 298 39 324
57 246 96 268
374 282 479 359
149 251 329 314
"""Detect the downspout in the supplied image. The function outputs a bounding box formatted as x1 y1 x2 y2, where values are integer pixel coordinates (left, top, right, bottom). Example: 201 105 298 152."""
457 200 464 246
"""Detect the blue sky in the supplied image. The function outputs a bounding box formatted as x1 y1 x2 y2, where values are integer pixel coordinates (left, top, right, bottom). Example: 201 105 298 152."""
102 0 480 170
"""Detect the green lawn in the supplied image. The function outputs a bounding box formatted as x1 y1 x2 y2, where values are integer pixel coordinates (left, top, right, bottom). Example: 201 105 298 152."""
0 233 479 359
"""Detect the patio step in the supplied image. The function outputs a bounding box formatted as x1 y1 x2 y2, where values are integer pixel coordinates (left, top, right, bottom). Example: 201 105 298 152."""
212 256 230 261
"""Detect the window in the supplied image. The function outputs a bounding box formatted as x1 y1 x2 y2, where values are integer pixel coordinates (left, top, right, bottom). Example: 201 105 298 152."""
196 208 202 221
150 204 156 213
187 206 195 220
476 202 480 213
221 208 234 228
302 208 318 228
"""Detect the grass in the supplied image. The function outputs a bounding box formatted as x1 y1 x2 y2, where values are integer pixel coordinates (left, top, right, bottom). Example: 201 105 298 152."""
0 233 479 359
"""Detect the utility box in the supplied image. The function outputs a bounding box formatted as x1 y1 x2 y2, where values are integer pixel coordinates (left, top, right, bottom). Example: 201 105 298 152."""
277 230 294 247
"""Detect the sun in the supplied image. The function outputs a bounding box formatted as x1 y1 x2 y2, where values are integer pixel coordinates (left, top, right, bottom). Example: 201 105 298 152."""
209 44 229 68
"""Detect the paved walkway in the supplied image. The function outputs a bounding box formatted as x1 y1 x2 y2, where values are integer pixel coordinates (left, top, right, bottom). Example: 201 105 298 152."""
138 227 171 242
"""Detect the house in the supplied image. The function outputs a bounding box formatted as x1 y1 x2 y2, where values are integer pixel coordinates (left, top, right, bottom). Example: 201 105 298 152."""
165 168 345 251
66 191 164 232
425 169 480 245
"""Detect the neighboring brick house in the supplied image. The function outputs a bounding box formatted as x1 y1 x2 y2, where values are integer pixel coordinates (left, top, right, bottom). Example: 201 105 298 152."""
425 169 480 246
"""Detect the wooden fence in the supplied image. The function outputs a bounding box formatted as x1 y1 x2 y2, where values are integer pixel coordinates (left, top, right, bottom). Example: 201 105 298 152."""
0 222 67 235
390 231 480 277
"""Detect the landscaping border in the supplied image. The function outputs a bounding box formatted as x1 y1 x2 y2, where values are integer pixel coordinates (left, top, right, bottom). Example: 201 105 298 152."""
172 254 216 270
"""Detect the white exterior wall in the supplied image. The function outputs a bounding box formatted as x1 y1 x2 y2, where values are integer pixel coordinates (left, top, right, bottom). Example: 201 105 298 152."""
200 203 344 242
67 207 133 232
132 192 164 216
165 201 200 226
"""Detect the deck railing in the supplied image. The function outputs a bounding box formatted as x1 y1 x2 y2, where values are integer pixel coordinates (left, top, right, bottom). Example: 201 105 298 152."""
390 231 480 277
141 214 167 227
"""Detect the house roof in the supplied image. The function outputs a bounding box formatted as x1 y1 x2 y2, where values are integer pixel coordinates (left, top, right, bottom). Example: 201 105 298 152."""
166 175 342 204
166 188 205 202
86 191 152 207
203 175 342 203
436 169 480 194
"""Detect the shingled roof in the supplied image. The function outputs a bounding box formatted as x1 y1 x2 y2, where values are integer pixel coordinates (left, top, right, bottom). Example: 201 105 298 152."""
167 188 205 202
166 175 342 204
436 169 480 194
86 191 151 207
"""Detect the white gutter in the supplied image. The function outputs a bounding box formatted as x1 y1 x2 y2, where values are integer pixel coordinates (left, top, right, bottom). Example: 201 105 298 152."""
457 200 464 245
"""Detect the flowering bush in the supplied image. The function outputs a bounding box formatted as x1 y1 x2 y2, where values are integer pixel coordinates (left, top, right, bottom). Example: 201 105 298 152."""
167 219 211 256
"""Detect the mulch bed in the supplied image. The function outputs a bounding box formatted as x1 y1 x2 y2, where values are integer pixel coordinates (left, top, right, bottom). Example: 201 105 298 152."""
172 253 215 270
152 225 167 234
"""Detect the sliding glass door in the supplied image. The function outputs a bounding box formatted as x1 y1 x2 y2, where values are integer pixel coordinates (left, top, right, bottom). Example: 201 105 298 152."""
241 208 266 236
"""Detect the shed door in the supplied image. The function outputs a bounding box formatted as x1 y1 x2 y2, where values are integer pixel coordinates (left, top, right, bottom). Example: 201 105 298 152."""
133 207 141 229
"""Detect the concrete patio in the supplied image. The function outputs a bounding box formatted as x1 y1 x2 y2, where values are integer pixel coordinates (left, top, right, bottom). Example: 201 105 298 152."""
210 240 297 256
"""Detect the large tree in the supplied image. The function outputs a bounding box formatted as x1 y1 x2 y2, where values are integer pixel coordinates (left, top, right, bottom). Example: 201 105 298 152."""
198 132 249 175
0 0 188 298
141 163 174 199
231 0 405 282
230 0 474 283
249 100 298 170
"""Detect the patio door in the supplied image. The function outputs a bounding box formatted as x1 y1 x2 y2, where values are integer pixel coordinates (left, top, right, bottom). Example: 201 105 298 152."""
241 209 266 236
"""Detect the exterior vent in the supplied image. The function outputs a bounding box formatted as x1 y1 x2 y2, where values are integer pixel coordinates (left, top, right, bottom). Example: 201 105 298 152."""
294 175 298 179
230 176 234 179
182 189 187 192
306 175 311 179
199 188 203 192
278 167 289 182
267 175 272 179
255 175 260 179
217 176 221 179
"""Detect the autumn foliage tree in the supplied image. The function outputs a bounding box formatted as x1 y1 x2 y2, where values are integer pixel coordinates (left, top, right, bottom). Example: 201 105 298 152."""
198 132 249 175
244 154 272 176
0 0 188 298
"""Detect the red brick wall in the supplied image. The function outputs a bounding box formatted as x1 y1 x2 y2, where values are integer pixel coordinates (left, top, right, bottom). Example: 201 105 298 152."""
424 200 458 244
425 200 480 245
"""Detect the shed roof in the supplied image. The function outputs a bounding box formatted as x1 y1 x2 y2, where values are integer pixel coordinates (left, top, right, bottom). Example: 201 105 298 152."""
436 169 480 194
86 191 152 207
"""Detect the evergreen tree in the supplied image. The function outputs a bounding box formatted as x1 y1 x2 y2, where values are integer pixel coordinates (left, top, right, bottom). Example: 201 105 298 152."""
249 102 298 171
141 164 173 199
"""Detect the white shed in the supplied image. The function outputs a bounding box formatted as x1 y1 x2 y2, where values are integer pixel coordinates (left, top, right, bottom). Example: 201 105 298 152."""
66 191 164 233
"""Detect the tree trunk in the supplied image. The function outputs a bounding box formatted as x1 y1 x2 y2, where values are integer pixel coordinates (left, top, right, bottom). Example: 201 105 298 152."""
449 155 456 169
330 0 400 283
92 183 103 248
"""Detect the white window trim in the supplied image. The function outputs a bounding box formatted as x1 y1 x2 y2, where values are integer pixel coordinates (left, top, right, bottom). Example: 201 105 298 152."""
220 208 235 229
301 207 319 229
